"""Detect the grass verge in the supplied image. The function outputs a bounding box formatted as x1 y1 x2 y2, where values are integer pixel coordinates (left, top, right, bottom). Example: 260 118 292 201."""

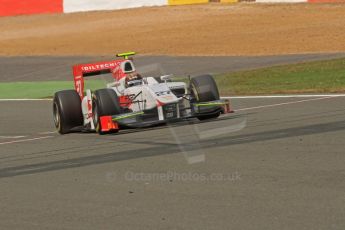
215 58 345 95
0 58 344 99
0 80 105 99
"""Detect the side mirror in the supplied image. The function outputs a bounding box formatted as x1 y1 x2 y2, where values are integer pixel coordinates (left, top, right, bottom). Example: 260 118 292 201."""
160 74 173 82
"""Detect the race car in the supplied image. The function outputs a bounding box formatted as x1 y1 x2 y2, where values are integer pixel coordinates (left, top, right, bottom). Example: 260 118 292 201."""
53 52 232 134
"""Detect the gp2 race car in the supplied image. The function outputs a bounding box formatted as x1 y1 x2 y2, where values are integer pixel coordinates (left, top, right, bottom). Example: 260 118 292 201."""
53 52 232 135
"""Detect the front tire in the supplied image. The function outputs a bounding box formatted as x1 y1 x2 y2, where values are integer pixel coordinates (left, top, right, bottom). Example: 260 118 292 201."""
53 90 83 134
92 88 122 134
190 74 221 120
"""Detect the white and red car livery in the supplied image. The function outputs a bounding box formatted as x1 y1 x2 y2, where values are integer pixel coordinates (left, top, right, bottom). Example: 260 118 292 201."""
53 52 232 134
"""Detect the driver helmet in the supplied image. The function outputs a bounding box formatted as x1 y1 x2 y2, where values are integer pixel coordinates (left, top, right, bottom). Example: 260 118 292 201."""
125 71 142 88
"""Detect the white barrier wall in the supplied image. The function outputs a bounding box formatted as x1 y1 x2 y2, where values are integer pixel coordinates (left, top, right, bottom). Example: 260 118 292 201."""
63 0 167 13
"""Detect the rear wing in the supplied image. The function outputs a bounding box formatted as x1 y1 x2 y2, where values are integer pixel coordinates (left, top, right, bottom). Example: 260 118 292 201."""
72 52 137 99
73 59 136 99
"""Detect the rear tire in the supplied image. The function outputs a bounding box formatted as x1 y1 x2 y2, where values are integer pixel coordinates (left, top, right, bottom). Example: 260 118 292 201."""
190 74 221 120
92 89 122 134
53 90 83 134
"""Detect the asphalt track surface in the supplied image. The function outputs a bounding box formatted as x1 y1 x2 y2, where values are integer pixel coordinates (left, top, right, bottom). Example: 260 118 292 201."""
1 53 345 82
1 55 345 229
1 96 345 229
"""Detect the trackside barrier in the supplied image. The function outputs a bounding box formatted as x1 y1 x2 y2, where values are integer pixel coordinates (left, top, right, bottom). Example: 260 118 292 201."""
0 0 62 16
308 0 345 2
220 0 239 3
209 0 238 2
63 0 167 13
256 0 307 2
1 0 344 17
168 0 208 5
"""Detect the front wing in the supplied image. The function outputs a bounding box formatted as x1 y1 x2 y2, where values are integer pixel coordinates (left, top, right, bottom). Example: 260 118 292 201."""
99 99 232 132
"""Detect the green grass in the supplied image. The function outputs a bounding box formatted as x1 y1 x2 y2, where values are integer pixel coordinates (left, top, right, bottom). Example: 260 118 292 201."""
215 58 345 95
0 80 105 99
0 58 345 99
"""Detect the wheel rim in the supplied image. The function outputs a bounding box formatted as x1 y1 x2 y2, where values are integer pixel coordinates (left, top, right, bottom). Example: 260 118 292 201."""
92 101 100 131
53 102 60 129
191 83 199 102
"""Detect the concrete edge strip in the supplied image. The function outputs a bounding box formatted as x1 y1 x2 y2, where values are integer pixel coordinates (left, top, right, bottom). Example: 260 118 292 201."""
236 96 335 111
0 99 53 101
0 136 54 145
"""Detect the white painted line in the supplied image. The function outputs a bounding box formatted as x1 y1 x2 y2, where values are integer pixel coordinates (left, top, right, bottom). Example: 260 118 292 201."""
0 136 54 145
222 94 345 99
0 99 52 101
38 131 57 135
0 135 26 139
198 119 247 139
236 96 333 112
